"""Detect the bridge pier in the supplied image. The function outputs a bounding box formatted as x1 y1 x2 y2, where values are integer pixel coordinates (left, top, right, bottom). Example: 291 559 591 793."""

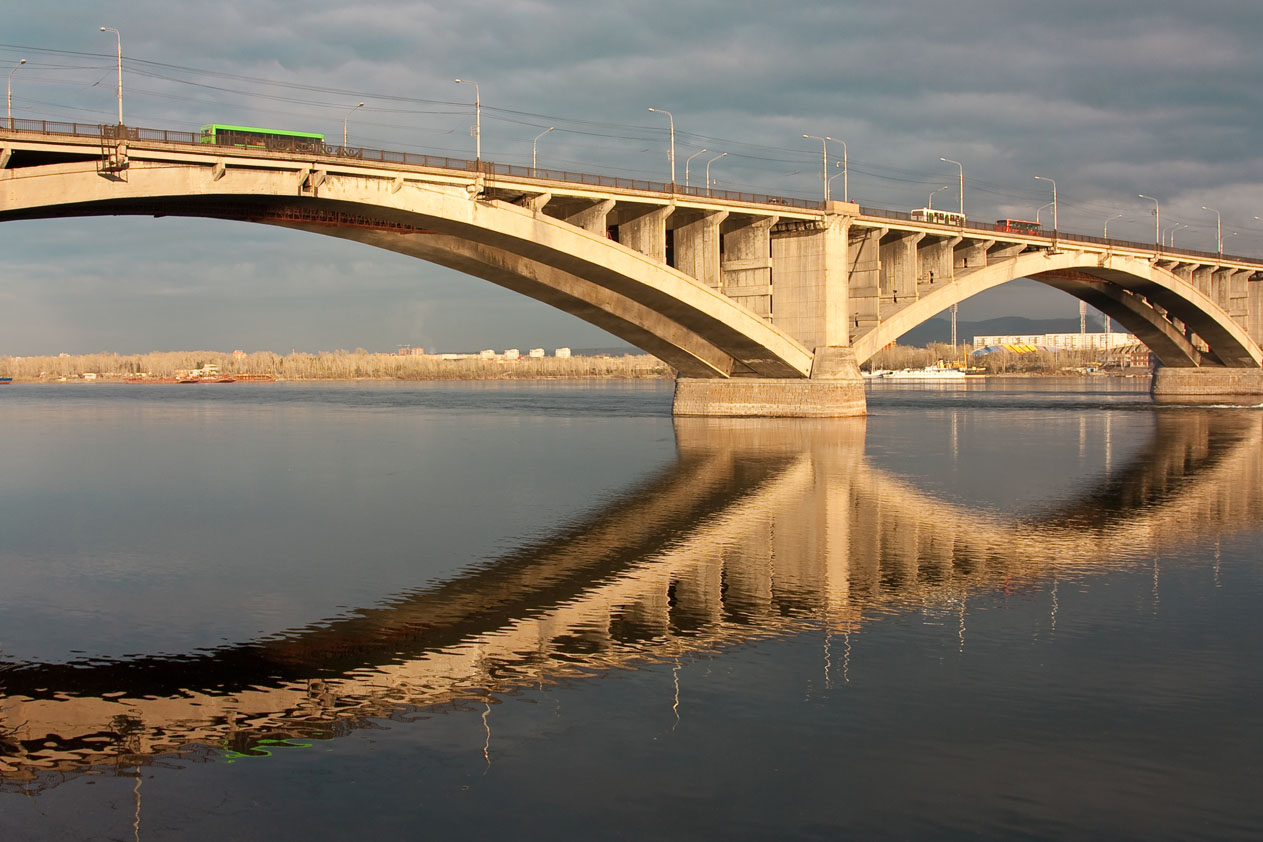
672 347 866 417
1151 366 1263 405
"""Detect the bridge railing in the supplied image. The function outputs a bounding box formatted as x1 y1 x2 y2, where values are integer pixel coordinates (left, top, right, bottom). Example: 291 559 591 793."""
2 119 1257 265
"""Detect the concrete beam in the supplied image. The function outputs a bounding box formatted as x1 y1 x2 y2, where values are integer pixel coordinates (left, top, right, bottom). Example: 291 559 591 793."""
0 147 12 169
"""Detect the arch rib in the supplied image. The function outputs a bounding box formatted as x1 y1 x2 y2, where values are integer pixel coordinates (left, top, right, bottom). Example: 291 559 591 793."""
0 161 814 379
852 249 1262 367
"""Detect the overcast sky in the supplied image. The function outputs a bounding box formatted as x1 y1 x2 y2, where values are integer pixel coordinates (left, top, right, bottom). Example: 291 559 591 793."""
3 0 1262 354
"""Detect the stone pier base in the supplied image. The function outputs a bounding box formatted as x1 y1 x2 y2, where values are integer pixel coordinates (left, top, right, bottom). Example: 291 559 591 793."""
673 378 867 417
1151 366 1263 405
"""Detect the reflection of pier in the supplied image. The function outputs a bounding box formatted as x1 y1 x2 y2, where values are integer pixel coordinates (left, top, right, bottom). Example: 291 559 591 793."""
2 412 1260 785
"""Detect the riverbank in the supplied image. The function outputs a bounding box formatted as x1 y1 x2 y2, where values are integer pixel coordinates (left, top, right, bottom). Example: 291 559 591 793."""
0 350 673 382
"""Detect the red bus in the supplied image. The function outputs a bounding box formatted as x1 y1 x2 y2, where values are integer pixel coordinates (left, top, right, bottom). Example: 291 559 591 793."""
995 219 1041 234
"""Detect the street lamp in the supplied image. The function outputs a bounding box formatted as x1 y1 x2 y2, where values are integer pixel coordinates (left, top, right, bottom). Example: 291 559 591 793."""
1036 202 1054 227
454 79 480 161
828 160 847 197
99 27 122 125
1034 175 1057 232
706 151 727 193
7 58 24 129
684 147 707 188
803 134 832 204
827 136 848 202
1104 213 1125 238
940 157 964 215
1139 194 1160 247
647 107 675 186
1201 206 1222 255
928 185 949 209
1163 222 1188 247
342 101 364 147
532 126 555 170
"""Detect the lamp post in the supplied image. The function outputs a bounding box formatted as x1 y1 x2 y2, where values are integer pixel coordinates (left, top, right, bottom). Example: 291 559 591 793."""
532 126 555 171
706 151 727 193
1036 202 1054 227
1104 213 1124 238
1034 176 1057 232
1163 222 1188 247
342 101 364 147
940 157 964 215
99 27 122 125
1201 206 1222 255
7 58 24 128
828 160 847 197
454 78 480 161
803 134 831 204
1139 194 1160 247
833 137 848 201
684 147 707 188
647 107 675 186
928 185 949 209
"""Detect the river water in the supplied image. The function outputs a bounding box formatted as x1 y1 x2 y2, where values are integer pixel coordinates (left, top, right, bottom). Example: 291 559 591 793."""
1 379 1260 841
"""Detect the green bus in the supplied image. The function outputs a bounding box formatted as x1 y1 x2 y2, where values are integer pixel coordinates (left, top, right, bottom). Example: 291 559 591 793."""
198 124 325 153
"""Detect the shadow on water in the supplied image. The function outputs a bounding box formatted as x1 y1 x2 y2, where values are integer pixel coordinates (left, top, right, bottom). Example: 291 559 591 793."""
2 409 1261 788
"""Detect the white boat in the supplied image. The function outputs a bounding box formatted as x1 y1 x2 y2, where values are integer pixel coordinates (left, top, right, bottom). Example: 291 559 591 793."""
880 362 985 381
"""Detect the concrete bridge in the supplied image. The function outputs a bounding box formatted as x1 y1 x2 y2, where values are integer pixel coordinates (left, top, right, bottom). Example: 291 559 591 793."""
4 120 1263 414
2 409 1259 787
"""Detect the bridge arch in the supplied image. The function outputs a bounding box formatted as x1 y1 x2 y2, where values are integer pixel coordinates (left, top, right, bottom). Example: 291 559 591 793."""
853 248 1263 368
0 160 813 378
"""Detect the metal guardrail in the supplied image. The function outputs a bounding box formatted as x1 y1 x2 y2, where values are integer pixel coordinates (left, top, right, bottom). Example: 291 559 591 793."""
3 118 1259 266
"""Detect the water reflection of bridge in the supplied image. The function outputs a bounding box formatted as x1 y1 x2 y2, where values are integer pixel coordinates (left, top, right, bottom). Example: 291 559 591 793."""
2 411 1260 786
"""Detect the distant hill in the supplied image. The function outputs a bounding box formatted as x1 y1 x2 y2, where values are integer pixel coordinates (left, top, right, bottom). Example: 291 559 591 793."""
897 316 1108 347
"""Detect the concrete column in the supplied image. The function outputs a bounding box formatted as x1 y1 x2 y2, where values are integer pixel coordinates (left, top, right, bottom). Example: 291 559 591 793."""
618 206 673 262
843 226 883 334
565 199 614 235
916 236 959 296
1192 265 1214 299
954 238 993 271
770 215 852 350
879 231 924 316
722 217 776 318
673 210 728 289
1248 274 1263 347
1211 267 1235 314
1168 262 1195 285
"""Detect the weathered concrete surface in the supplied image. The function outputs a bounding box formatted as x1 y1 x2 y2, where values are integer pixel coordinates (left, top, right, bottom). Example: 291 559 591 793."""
673 377 866 417
1151 366 1263 404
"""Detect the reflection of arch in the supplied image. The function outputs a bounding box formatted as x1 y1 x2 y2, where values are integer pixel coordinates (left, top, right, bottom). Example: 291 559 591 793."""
0 163 811 379
3 411 1260 785
853 250 1262 368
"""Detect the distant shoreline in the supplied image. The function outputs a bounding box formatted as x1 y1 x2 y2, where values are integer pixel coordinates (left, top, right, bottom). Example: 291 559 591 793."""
0 350 674 383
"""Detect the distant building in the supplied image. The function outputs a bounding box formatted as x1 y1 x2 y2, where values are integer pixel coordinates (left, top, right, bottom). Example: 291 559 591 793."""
972 332 1137 352
503 349 521 360
232 349 247 361
478 349 497 359
528 348 545 358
